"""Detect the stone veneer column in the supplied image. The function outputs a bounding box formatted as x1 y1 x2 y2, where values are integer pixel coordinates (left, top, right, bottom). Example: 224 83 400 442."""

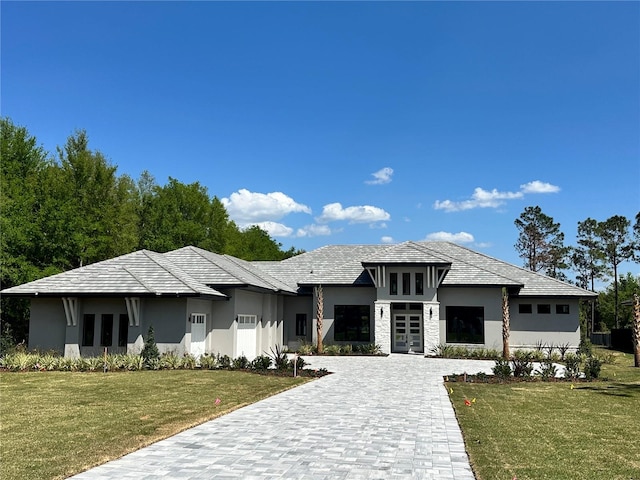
375 301 391 354
423 302 440 356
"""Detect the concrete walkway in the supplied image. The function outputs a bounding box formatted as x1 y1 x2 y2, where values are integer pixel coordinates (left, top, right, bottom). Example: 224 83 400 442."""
70 355 495 480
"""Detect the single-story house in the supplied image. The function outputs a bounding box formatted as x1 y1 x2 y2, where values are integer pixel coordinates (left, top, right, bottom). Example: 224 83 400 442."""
1 241 597 358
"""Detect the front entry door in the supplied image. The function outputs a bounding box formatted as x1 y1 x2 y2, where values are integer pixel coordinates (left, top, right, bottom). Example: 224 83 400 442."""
393 314 423 353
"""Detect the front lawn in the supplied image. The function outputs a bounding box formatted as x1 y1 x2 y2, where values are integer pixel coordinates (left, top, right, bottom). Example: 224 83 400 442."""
448 349 640 480
0 369 308 480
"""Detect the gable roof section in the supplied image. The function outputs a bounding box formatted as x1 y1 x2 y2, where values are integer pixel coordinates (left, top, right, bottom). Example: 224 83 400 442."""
164 246 297 294
416 242 596 297
361 241 451 265
1 250 227 298
254 245 383 288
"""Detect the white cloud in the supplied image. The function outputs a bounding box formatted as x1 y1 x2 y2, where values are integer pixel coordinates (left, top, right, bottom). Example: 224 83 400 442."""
251 221 294 237
316 202 391 224
434 181 560 212
425 231 475 244
296 224 333 237
221 189 311 224
381 236 395 244
520 180 561 194
365 167 394 185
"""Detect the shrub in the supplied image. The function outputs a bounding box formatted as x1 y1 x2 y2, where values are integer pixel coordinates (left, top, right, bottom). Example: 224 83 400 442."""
492 359 512 380
356 343 382 355
199 354 218 369
297 342 315 355
216 354 231 369
557 342 571 360
340 344 353 355
537 359 558 380
231 355 250 370
431 343 454 357
511 351 534 378
251 355 272 370
181 354 197 370
270 345 290 370
141 326 160 367
160 352 182 370
324 344 341 356
577 336 592 356
295 355 307 370
584 356 602 381
563 353 581 379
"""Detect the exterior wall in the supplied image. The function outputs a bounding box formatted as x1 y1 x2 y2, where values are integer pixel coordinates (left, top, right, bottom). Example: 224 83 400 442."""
231 290 264 359
374 301 391 354
509 297 580 349
210 292 235 358
140 298 188 355
376 266 438 303
29 299 67 354
313 286 377 346
282 295 313 350
79 298 131 356
437 287 503 350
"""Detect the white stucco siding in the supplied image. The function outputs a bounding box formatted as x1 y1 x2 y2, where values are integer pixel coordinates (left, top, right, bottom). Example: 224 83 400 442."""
29 299 67 354
437 287 503 348
315 286 377 345
510 298 580 349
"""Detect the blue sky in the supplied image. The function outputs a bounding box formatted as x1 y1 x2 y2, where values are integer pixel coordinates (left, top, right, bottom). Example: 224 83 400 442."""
2 1 639 279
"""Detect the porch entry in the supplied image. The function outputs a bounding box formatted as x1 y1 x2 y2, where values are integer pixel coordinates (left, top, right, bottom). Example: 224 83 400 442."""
392 313 423 353
190 314 206 357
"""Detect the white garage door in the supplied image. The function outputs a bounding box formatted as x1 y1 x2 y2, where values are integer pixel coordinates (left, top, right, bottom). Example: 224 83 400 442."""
236 314 257 360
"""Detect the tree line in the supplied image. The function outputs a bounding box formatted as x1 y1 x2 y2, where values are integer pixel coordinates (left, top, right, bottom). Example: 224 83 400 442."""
1 117 301 344
514 205 640 331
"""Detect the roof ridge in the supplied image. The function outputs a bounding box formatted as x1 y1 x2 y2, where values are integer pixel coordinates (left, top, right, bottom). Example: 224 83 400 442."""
143 250 199 293
416 242 524 286
223 255 285 292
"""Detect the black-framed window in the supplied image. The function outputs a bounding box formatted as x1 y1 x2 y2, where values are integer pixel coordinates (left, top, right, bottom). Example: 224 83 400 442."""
556 304 570 314
100 314 114 347
519 304 532 314
295 313 307 337
446 306 484 344
334 305 370 342
537 304 551 314
390 273 398 295
415 273 424 295
118 314 129 347
402 273 411 295
82 314 95 347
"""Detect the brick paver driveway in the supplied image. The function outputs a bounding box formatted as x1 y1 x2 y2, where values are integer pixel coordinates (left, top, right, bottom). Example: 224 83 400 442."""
71 355 495 480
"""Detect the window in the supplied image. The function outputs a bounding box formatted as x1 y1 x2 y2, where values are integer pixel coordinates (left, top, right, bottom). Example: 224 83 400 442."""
82 314 95 347
446 306 484 344
537 304 551 314
192 313 206 324
334 305 370 342
556 304 570 314
519 304 532 314
390 273 398 295
402 273 411 295
415 272 424 295
237 314 257 325
296 313 307 336
118 314 129 347
100 314 113 347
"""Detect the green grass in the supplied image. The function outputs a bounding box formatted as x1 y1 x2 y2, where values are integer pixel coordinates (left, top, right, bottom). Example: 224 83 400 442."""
0 369 308 480
448 349 640 480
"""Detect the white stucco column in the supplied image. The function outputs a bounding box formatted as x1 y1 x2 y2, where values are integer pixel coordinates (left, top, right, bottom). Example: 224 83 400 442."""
375 301 391 354
423 302 440 356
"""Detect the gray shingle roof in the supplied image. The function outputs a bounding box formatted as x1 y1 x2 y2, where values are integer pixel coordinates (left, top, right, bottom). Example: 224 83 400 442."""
164 246 297 294
1 250 226 298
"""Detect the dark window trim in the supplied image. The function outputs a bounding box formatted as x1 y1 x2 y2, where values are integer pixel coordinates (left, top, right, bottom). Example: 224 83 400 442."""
118 314 129 347
537 304 551 314
402 273 411 295
556 304 570 314
334 305 371 342
519 304 532 314
295 313 307 337
100 314 114 347
415 272 424 295
445 306 484 344
390 273 398 296
82 314 95 347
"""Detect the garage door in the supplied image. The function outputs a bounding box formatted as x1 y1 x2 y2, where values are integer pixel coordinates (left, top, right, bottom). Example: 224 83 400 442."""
236 314 257 360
